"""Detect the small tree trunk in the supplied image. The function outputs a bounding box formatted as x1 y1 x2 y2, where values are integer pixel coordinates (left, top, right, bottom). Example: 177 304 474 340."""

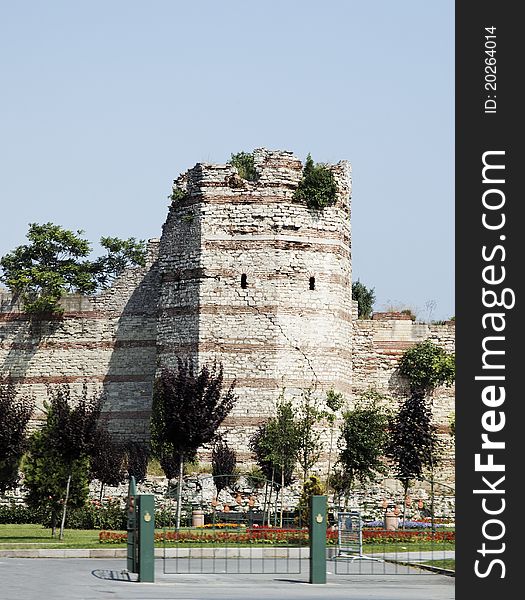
326 426 334 493
401 479 409 531
430 464 436 534
51 514 57 538
262 481 269 527
280 465 284 528
267 467 275 526
59 473 72 540
176 454 184 530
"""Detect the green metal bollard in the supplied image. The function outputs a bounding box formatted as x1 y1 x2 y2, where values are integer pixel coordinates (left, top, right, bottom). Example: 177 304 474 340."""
309 495 327 584
137 494 155 583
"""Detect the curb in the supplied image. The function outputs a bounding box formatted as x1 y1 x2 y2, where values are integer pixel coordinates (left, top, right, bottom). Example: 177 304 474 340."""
384 559 455 577
0 549 128 558
0 547 309 559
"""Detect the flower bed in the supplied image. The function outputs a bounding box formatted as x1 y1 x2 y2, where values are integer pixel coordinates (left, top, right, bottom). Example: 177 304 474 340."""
99 527 454 546
100 527 316 546
196 523 244 529
362 530 455 544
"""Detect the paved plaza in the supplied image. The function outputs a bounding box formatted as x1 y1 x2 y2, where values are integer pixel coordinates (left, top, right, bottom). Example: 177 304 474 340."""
0 558 454 600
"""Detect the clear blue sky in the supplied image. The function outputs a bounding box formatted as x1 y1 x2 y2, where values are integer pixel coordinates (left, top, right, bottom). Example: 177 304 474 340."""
0 1 454 320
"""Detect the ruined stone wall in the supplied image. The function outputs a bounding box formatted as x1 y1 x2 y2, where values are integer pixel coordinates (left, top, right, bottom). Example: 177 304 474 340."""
0 240 161 439
0 149 455 489
156 149 353 460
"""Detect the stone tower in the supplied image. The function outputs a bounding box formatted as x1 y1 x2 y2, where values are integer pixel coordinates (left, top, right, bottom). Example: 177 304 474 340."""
156 149 352 456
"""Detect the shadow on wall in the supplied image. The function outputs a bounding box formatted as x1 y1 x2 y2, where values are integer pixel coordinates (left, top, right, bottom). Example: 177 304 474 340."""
100 178 204 441
99 256 162 443
0 310 65 407
155 170 204 373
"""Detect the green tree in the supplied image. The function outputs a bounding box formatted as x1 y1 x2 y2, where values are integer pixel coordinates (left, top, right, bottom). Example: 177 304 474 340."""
324 388 344 492
394 340 455 529
21 385 102 539
351 280 375 319
91 236 146 289
338 389 390 492
249 399 302 526
150 360 236 528
328 467 353 510
22 386 103 538
293 154 337 209
0 223 146 315
0 380 34 494
398 340 455 394
296 389 323 481
23 430 90 536
0 223 94 314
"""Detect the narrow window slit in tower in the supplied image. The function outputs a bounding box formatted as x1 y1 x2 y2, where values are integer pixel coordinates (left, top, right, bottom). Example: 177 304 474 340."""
309 276 315 290
241 274 247 289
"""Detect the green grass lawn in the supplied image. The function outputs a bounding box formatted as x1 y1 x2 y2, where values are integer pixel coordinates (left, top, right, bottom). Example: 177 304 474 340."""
0 524 122 549
421 558 455 571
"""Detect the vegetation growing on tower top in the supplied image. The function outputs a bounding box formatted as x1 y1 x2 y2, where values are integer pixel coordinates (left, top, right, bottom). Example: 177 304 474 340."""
229 151 258 181
294 154 337 210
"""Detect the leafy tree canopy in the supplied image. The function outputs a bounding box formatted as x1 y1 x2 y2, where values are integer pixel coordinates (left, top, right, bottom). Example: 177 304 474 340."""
0 223 146 314
23 430 90 533
352 280 375 319
249 400 301 489
150 360 236 479
293 154 337 210
325 388 344 418
92 236 147 289
89 429 127 489
21 385 106 535
398 340 455 394
338 389 391 488
0 380 34 494
296 390 323 480
123 440 150 484
45 385 103 464
212 438 238 498
386 391 441 485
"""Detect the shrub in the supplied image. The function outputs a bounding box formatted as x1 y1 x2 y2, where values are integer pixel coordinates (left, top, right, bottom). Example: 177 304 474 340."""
293 154 337 210
400 308 417 321
229 152 258 181
398 340 455 393
243 466 266 489
296 475 324 526
0 503 43 524
169 188 188 202
62 499 127 530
